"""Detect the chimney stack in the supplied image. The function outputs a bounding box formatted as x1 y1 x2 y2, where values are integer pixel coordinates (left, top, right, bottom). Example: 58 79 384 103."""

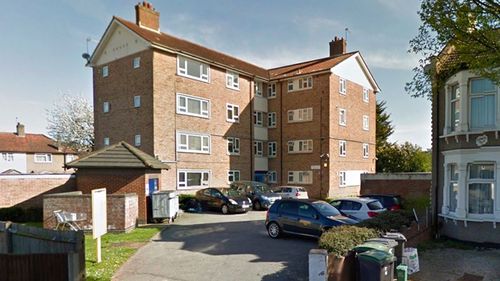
16 122 25 137
135 1 160 32
329 36 346 57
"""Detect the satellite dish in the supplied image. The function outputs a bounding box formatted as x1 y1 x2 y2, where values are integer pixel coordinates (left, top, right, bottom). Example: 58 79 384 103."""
82 53 90 60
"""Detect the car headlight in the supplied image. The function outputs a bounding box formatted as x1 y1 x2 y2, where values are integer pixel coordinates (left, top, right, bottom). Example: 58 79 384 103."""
229 199 238 205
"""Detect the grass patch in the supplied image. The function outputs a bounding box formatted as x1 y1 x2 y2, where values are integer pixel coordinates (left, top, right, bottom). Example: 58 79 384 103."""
85 226 163 281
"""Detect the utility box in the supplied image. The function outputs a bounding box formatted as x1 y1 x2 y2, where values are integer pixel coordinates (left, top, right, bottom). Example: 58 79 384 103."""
151 191 179 223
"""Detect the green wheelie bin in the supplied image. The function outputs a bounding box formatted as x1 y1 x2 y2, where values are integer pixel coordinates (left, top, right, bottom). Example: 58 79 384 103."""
357 249 396 281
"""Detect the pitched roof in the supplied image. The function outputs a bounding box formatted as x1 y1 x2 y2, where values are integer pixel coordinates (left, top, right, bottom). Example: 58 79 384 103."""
113 17 269 79
0 133 69 154
66 141 169 169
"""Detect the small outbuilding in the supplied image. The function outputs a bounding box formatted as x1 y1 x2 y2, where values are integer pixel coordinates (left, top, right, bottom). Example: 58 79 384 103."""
66 141 170 223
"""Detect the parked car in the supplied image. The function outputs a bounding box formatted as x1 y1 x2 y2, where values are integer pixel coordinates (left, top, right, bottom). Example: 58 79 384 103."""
359 194 403 211
265 199 357 238
195 187 252 214
273 186 309 199
329 198 386 221
230 181 281 210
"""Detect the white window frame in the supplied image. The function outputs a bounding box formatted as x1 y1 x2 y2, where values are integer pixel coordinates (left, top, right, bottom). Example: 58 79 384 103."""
339 108 347 126
467 162 495 218
255 81 263 97
288 171 313 184
449 84 460 132
134 96 141 108
288 139 313 154
176 94 209 118
363 88 369 102
34 153 52 163
102 65 108 77
227 137 240 155
339 77 346 95
134 135 141 146
103 101 110 113
268 171 277 183
363 143 369 158
448 163 459 214
268 83 276 98
177 55 210 83
228 170 241 183
176 132 211 154
268 141 277 158
177 169 210 189
268 112 277 128
339 171 346 187
133 57 140 69
226 71 240 90
363 115 369 131
254 111 264 126
287 76 313 92
469 78 497 131
288 108 313 123
339 140 346 157
103 137 110 146
226 104 240 123
254 141 263 157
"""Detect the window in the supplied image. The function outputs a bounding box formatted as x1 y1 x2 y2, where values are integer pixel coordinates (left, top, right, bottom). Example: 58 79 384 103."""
288 139 313 153
468 163 494 215
339 171 346 187
268 83 276 98
339 108 346 126
298 203 317 219
103 137 110 146
227 104 240 122
470 78 496 130
254 141 263 157
103 101 110 113
177 94 209 118
268 112 276 128
228 170 240 182
268 171 277 183
268 141 277 158
134 96 141 108
255 81 263 96
339 140 346 157
226 71 239 90
65 154 76 163
1 153 13 162
363 115 369 130
288 171 313 184
253 111 264 126
227 137 240 155
287 76 313 92
177 132 210 154
177 55 209 82
363 143 369 158
133 57 140 69
339 78 346 94
448 164 458 213
288 108 313 123
178 170 210 189
363 88 369 102
449 84 460 132
102 66 108 77
34 153 52 163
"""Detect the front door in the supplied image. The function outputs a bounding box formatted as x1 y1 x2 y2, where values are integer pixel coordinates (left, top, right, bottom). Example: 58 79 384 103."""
148 178 159 196
254 171 266 183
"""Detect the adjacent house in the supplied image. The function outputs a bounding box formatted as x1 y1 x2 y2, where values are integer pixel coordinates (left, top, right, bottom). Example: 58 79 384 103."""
432 45 500 243
88 2 379 198
0 123 76 174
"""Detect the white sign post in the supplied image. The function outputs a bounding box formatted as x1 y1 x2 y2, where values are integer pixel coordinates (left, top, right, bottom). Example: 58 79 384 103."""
92 188 107 263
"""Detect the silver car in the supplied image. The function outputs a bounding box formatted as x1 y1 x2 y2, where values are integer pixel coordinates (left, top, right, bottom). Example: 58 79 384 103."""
329 197 386 221
274 186 309 199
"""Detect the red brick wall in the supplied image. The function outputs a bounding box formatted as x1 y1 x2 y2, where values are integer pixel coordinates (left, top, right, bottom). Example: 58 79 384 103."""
0 174 76 208
43 192 138 232
360 173 431 199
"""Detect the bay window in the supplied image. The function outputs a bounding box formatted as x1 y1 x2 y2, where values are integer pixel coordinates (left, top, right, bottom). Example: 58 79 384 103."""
470 78 496 130
448 164 458 213
449 85 460 132
467 163 494 215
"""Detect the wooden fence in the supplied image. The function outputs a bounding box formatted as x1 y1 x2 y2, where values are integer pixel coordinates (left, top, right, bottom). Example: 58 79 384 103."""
0 221 85 281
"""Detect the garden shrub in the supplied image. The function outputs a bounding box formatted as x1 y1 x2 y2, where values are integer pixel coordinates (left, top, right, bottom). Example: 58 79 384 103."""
318 225 379 257
357 210 414 232
178 194 197 210
0 207 43 222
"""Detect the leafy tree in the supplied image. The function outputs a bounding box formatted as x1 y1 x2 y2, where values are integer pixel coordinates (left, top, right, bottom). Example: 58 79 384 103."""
376 100 394 148
46 95 94 152
406 0 500 99
376 142 431 173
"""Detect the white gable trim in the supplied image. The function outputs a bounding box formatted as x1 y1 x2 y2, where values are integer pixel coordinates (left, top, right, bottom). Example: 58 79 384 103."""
331 53 380 92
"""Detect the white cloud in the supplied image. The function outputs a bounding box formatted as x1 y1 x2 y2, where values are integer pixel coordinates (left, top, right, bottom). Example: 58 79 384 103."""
363 51 420 70
295 17 343 33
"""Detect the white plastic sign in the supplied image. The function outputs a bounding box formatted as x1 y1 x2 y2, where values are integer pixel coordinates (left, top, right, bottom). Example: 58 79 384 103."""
92 188 107 239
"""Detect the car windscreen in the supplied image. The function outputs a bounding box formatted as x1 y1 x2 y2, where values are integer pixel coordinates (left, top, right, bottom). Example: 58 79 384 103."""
220 189 243 197
254 184 273 193
367 200 384 210
312 202 341 216
296 187 306 192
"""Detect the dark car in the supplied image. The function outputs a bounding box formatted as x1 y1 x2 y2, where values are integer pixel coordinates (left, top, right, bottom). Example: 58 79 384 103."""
265 199 357 238
230 181 281 210
195 188 252 214
360 194 402 211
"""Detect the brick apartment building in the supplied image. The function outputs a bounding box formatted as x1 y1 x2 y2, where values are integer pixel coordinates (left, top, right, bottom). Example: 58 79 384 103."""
88 2 379 198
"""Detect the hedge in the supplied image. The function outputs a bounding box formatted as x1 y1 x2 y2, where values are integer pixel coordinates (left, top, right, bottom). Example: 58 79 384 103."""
318 225 379 257
356 210 414 232
0 207 43 222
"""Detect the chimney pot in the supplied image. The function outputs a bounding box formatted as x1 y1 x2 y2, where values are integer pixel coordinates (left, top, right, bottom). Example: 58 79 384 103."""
329 36 346 57
16 122 25 137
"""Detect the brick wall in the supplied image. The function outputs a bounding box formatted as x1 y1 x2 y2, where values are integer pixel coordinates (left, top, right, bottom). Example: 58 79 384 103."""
360 173 431 199
43 192 138 232
0 174 76 208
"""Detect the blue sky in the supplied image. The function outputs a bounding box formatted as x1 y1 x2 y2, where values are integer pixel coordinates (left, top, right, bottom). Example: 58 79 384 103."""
0 0 431 148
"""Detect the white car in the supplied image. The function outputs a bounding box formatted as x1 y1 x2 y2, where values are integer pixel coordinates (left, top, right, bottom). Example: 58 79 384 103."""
329 197 386 221
274 186 309 199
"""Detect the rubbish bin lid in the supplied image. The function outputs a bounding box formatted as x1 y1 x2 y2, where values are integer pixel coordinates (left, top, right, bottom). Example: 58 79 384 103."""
353 242 391 253
382 232 407 242
358 250 396 266
366 238 398 248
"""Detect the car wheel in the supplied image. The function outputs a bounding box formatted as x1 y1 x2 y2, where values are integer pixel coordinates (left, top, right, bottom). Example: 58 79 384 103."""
267 222 281 238
254 200 262 211
221 204 229 214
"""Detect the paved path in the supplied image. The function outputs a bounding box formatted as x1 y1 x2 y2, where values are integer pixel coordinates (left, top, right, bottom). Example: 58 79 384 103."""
113 211 317 281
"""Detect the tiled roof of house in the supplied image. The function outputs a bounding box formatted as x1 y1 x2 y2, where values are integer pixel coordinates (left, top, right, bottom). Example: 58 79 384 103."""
66 141 170 169
0 133 68 154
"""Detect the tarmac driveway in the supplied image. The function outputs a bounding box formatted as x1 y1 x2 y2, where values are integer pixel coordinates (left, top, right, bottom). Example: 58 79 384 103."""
113 211 317 281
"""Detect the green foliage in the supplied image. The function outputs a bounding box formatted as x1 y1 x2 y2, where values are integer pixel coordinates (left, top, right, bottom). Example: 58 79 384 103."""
178 194 196 210
404 196 431 212
0 207 42 222
357 210 414 232
318 226 379 257
407 0 500 99
376 142 431 173
376 100 394 148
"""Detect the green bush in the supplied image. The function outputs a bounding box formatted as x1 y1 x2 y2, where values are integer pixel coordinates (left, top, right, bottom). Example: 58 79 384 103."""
178 194 196 210
357 210 414 232
0 207 43 222
318 225 379 257
403 196 430 212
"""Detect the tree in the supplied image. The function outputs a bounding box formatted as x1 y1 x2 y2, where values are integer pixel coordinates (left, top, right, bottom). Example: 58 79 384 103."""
47 95 94 152
376 100 394 148
376 142 431 173
406 0 500 99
